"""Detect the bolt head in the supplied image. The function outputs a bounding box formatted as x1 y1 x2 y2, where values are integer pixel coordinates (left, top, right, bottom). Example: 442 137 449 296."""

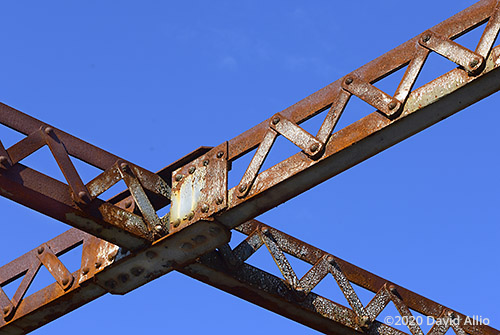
120 162 129 171
82 267 89 275
422 34 431 43
344 77 353 85
78 191 91 204
389 285 397 294
188 166 196 174
95 261 102 269
272 116 280 125
37 246 44 254
62 277 70 286
155 224 163 232
44 127 54 135
326 255 334 263
388 101 398 110
0 156 9 168
203 159 209 166
470 59 479 69
201 204 209 213
261 226 269 234
175 174 183 182
238 183 247 193
124 198 133 209
309 143 319 153
216 151 224 158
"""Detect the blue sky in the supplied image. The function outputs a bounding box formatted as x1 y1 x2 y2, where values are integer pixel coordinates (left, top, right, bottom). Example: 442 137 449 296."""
0 0 498 334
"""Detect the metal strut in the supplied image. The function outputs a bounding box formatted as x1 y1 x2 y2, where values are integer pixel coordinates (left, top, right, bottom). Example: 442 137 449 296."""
1 0 500 333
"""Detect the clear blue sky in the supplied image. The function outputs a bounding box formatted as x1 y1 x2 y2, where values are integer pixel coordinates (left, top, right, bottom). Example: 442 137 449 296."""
0 0 498 334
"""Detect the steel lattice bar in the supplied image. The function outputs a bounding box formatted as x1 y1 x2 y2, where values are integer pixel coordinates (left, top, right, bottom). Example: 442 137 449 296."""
1 221 497 335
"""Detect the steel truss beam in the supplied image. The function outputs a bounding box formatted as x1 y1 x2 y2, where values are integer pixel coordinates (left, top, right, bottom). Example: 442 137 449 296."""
1 0 500 333
0 221 497 335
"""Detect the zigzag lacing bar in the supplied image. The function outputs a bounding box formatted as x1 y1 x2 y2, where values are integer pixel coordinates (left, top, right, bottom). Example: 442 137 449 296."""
236 0 500 199
214 221 491 335
0 230 90 321
0 122 170 237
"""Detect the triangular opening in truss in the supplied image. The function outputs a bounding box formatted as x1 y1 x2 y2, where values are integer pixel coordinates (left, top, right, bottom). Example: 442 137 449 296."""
311 270 351 309
333 93 379 136
375 300 409 333
0 123 25 149
296 107 329 139
1 275 23 301
18 145 67 184
244 239 284 279
57 243 83 275
453 21 487 54
69 156 105 185
260 126 302 172
228 228 249 250
371 63 408 99
350 282 376 308
227 146 257 190
285 252 314 280
411 308 433 334
25 264 56 298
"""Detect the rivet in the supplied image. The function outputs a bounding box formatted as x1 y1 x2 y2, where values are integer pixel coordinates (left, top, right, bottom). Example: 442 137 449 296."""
389 285 397 294
37 246 44 254
107 253 115 262
173 219 181 228
238 183 247 193
146 251 157 259
201 204 209 213
216 151 224 158
272 116 280 125
175 174 183 182
326 255 334 263
203 159 209 166
344 77 353 85
82 267 90 275
78 191 91 204
187 212 194 220
0 156 9 168
155 224 163 232
105 279 117 289
470 59 479 69
95 261 102 269
388 101 398 110
188 166 196 174
118 273 129 283
44 127 54 135
309 143 319 153
131 267 144 277
261 226 269 234
120 162 129 171
62 277 70 286
215 197 223 205
422 34 431 43
124 198 133 209
3 306 10 315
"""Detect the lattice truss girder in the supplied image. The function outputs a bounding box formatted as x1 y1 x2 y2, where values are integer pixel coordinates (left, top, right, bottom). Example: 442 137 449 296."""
1 0 500 333
0 220 497 335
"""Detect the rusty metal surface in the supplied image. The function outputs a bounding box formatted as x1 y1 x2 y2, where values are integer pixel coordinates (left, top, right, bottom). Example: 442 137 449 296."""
3 219 497 335
181 220 498 335
0 0 499 333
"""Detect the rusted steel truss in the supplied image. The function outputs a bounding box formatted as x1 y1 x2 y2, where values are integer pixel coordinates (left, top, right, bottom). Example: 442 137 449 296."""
1 0 500 333
1 222 497 335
